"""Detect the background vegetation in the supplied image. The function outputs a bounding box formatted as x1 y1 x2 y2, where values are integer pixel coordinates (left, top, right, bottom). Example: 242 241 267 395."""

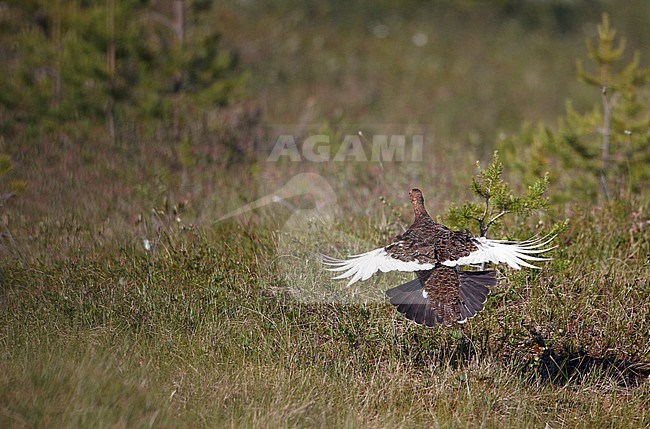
1 0 649 427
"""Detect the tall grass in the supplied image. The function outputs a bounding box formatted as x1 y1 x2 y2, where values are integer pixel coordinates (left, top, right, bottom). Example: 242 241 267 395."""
1 200 648 427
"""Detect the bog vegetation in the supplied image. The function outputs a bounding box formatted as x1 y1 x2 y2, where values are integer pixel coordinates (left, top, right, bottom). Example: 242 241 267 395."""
1 1 649 428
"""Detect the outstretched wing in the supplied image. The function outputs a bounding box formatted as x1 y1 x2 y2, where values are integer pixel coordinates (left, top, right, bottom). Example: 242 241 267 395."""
320 246 434 286
440 234 556 270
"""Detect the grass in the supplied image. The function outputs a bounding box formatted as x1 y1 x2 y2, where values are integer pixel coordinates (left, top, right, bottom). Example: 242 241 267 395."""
1 1 650 427
1 202 648 428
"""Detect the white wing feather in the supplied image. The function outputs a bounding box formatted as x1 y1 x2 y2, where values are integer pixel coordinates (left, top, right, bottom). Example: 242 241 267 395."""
320 247 434 286
441 235 556 269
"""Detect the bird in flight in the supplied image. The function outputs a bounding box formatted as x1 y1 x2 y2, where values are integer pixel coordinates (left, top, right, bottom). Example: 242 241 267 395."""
321 189 555 327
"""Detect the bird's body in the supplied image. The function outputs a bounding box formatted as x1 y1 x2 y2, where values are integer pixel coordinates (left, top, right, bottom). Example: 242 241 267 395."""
321 189 554 327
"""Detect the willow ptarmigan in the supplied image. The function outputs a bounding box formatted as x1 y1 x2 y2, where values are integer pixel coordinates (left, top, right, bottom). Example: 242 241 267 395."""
321 189 555 327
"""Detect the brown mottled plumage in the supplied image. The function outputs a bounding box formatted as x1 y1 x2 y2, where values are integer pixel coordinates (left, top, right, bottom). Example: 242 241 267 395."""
388 191 477 262
383 189 497 326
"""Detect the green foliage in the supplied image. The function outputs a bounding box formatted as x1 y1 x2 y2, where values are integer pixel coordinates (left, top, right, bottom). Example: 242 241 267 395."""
497 13 650 202
445 151 552 237
177 134 195 169
562 13 650 199
0 154 26 205
0 1 246 137
0 155 12 177
497 122 553 185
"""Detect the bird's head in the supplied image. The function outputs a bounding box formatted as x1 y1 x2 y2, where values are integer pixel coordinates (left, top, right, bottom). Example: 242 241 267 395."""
409 188 429 218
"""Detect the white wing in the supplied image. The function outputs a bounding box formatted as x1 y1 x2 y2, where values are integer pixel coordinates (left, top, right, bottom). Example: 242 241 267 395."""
441 234 556 270
320 247 434 286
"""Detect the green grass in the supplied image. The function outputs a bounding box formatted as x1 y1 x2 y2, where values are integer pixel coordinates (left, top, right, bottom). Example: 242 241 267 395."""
1 202 648 428
1 1 650 427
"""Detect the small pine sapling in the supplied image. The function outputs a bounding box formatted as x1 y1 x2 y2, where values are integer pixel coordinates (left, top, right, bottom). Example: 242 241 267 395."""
565 13 650 199
445 151 565 240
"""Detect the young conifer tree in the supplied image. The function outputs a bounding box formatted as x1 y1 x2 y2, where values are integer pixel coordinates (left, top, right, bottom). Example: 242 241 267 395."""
444 151 565 240
498 13 650 202
562 13 650 199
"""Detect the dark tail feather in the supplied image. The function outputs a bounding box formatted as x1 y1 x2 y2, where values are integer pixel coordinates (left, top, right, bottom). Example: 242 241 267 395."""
386 278 441 328
458 270 497 323
386 270 498 327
